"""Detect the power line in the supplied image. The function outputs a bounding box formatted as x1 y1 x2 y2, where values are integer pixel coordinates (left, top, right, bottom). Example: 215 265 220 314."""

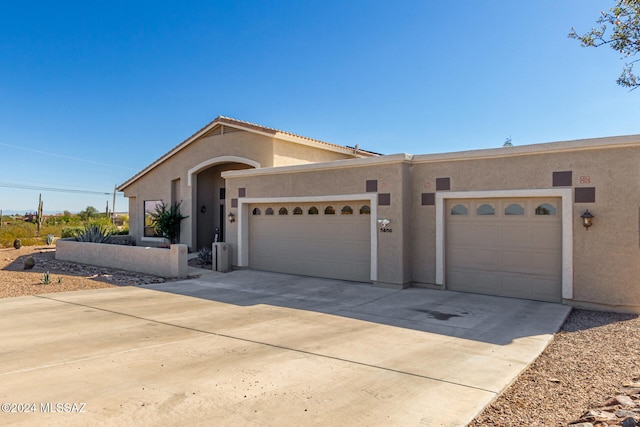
0 182 112 195
0 142 137 171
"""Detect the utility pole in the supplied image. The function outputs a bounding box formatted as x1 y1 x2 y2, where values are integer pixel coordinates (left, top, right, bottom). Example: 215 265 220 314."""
112 184 117 225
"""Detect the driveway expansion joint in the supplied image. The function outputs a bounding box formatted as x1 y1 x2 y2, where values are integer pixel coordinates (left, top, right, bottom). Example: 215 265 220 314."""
32 293 497 394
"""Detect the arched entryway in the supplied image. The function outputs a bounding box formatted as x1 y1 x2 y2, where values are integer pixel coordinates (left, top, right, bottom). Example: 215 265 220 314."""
188 157 258 251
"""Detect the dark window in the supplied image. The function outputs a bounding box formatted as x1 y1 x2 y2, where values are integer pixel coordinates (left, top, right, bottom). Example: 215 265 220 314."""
504 203 525 215
535 203 556 215
476 204 495 215
450 204 468 215
144 200 162 237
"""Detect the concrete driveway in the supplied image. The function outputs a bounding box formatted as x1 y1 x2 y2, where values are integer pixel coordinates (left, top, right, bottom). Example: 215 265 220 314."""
0 269 570 426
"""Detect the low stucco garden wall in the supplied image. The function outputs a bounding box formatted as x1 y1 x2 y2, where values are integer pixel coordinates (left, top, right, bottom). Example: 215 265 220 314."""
56 239 188 278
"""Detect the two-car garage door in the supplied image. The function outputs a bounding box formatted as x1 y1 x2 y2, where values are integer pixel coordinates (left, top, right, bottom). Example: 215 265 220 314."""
248 202 371 282
446 198 562 303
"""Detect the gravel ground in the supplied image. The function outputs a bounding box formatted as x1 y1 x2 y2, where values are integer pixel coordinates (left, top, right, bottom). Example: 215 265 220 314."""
2 247 639 426
0 245 166 298
470 310 640 426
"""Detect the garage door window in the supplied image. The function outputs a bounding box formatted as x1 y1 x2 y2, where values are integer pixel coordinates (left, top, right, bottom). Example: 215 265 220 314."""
293 207 303 215
265 207 274 215
279 207 288 215
252 208 261 215
308 206 319 215
341 206 353 215
451 204 468 215
476 204 495 215
324 206 335 215
505 203 525 215
360 205 371 215
535 203 556 215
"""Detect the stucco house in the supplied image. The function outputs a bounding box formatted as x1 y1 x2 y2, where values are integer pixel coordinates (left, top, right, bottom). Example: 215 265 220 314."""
117 116 640 313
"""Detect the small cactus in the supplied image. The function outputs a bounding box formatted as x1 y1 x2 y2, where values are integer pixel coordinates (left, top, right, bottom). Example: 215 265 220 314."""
42 271 50 284
23 256 35 270
46 234 55 245
13 239 21 249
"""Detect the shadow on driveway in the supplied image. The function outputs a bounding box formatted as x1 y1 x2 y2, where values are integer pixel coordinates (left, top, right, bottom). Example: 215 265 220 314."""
146 269 571 346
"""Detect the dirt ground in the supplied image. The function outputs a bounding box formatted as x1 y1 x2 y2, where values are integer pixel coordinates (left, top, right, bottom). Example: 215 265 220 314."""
0 246 165 298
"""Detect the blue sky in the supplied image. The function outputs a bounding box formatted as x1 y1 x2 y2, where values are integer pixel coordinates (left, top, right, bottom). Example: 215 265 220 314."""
1 0 638 213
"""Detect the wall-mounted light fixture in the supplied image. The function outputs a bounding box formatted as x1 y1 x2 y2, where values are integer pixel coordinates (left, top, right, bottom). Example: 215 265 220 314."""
200 205 206 213
377 219 390 227
227 212 235 223
580 210 594 230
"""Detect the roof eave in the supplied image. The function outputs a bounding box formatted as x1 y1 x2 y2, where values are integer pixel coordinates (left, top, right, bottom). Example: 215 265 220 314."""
117 116 377 191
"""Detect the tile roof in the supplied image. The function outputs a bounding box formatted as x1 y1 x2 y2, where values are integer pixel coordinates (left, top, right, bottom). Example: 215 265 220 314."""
117 116 378 191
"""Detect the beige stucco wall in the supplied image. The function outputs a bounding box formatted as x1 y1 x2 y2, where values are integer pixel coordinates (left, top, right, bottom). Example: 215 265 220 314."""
273 139 359 166
56 240 188 278
410 144 640 311
119 129 358 250
120 123 640 311
226 140 640 310
223 158 410 286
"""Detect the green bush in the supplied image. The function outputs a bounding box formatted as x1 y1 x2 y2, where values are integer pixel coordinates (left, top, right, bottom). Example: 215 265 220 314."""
112 228 129 235
61 227 84 239
149 202 188 244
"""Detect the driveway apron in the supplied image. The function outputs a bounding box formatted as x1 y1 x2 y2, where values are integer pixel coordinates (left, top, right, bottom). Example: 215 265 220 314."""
0 269 570 426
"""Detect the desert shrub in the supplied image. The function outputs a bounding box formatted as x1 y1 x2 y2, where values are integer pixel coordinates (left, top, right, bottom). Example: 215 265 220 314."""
1 222 35 239
112 228 129 235
75 225 113 243
149 202 188 244
13 239 21 249
45 234 55 245
61 227 85 239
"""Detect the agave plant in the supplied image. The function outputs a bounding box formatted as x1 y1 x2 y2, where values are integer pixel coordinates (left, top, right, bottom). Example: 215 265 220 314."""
75 225 113 243
198 247 212 265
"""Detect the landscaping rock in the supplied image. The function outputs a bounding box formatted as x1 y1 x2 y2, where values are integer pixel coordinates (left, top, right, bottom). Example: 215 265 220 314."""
568 384 640 426
23 256 35 270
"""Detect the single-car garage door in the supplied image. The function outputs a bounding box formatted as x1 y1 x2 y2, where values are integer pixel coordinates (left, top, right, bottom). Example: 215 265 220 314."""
445 198 562 302
249 202 372 282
